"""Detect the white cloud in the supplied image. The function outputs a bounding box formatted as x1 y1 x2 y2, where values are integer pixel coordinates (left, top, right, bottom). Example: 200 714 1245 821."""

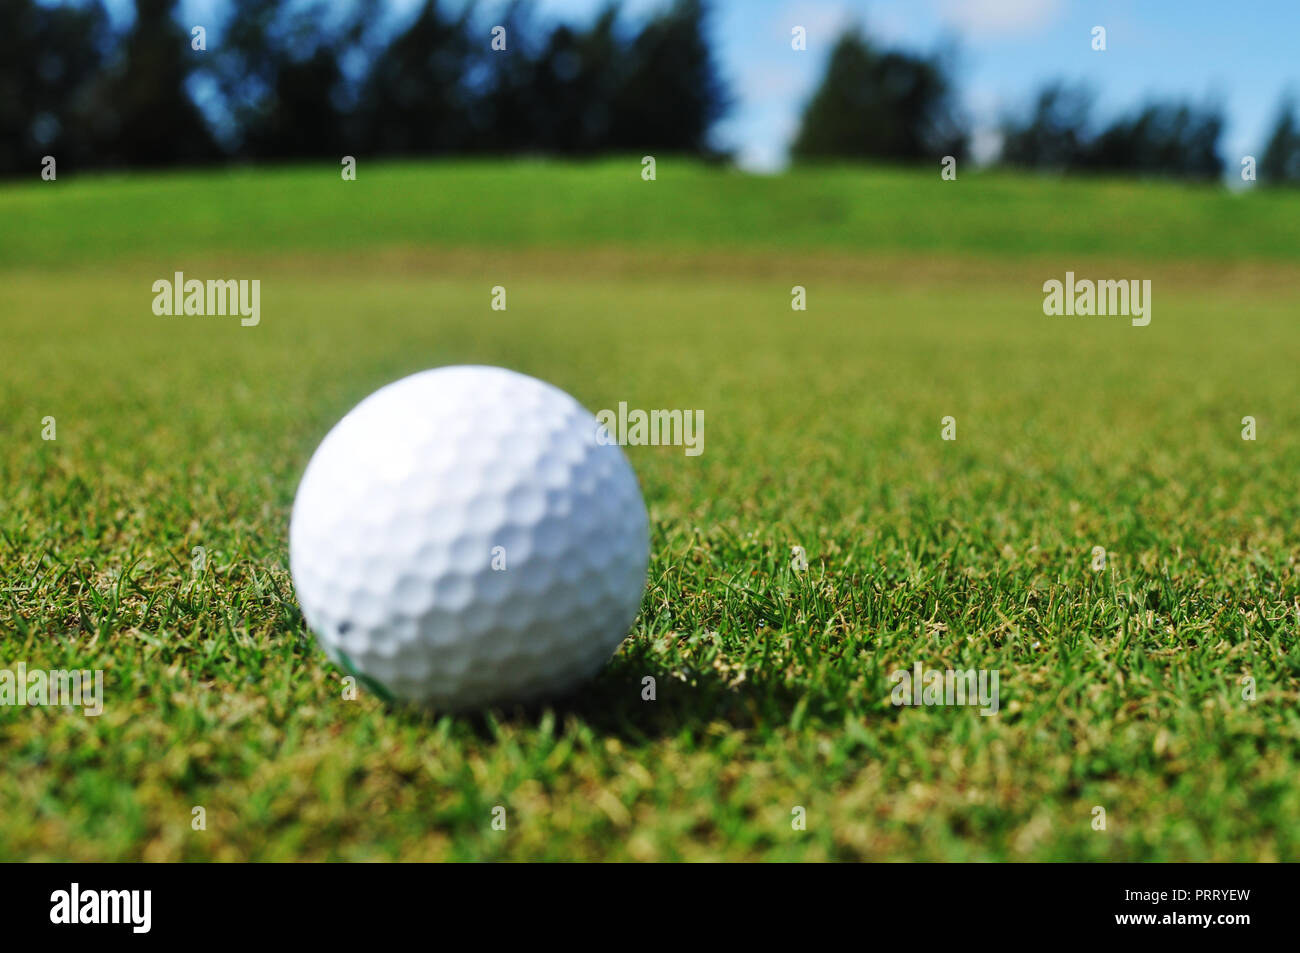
776 1 858 45
969 127 1005 165
936 0 1066 37
741 64 807 100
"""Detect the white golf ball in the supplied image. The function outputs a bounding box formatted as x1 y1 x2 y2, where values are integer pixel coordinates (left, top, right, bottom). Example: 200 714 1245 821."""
289 365 650 709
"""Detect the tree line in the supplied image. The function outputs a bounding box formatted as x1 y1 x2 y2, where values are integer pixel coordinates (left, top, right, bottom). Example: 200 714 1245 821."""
5 0 1299 183
2 0 727 174
793 31 1300 184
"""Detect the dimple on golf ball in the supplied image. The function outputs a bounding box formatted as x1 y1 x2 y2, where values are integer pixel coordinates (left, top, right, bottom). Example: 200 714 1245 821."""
289 365 650 709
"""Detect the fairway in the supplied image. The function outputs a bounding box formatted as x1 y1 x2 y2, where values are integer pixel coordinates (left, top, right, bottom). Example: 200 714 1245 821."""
2 161 1298 860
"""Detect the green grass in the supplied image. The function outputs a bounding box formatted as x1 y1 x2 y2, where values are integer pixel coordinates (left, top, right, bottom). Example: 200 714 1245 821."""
1 160 1298 860
5 158 1300 267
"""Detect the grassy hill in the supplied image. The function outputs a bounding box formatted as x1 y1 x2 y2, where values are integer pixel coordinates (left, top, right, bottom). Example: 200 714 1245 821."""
4 159 1300 267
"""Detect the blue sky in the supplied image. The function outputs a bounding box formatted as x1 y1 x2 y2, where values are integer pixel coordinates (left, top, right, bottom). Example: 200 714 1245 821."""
529 0 1300 171
147 0 1300 171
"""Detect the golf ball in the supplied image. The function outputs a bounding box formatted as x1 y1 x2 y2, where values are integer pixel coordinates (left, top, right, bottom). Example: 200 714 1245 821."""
289 365 650 709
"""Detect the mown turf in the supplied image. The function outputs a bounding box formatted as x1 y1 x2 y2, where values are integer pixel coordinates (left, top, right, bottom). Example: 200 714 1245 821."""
5 158 1300 267
1 161 1298 860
